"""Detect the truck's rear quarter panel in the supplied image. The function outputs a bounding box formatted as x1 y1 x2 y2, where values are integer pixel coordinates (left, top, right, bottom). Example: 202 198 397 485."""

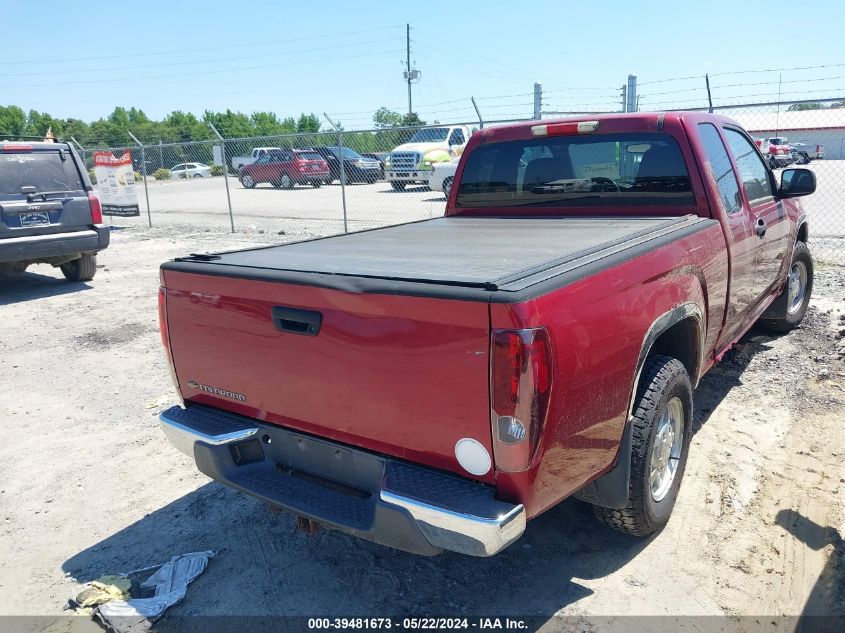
492 221 728 517
162 271 496 483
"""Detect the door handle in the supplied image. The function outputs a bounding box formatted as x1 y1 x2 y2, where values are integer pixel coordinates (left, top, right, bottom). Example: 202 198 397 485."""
755 217 767 238
272 306 322 336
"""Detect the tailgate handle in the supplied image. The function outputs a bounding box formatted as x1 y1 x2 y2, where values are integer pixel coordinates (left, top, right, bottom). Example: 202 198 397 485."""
272 306 322 336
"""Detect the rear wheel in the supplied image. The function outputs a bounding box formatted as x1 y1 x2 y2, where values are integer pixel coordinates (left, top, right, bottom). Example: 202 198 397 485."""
390 181 406 191
60 254 97 282
759 241 813 333
241 174 256 189
193 173 202 178
592 355 693 537
1 261 28 274
312 181 322 188
280 174 294 189
442 177 453 197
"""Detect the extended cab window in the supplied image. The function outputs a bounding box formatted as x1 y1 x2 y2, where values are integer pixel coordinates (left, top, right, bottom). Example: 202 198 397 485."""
697 123 741 215
724 128 774 203
456 132 693 208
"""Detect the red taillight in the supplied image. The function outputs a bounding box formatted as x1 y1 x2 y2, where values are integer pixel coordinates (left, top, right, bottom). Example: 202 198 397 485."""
158 284 181 392
158 286 169 350
88 192 103 224
1 143 32 152
490 328 552 472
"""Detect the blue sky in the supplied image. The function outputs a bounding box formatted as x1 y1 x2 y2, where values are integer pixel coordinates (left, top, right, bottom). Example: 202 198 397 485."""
2 0 843 127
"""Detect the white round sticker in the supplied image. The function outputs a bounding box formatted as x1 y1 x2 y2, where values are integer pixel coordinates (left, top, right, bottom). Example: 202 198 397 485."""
454 438 492 476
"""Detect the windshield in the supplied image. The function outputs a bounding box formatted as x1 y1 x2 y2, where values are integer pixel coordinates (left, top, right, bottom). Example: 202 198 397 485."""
409 127 450 143
456 132 694 209
0 150 84 195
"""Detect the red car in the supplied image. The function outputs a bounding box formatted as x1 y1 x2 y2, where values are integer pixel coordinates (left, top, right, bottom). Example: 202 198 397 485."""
238 149 329 189
158 112 815 557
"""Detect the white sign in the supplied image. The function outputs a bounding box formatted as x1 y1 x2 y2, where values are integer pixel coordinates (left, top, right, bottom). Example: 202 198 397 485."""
94 151 140 216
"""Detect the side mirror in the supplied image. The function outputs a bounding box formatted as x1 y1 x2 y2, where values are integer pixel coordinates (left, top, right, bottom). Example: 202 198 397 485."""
779 168 816 198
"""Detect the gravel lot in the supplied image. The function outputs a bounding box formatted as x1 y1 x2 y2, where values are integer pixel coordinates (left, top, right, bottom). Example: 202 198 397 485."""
1 225 844 631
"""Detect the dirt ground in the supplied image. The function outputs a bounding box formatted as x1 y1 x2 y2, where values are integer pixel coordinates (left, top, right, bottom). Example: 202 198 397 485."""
1 224 844 631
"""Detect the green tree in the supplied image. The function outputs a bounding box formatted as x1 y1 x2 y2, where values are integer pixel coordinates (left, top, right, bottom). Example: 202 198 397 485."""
0 106 28 137
787 102 825 111
373 107 403 128
296 113 320 133
401 112 426 127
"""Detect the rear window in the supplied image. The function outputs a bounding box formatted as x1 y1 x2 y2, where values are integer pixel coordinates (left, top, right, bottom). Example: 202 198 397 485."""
1 150 85 195
295 152 324 161
456 132 694 208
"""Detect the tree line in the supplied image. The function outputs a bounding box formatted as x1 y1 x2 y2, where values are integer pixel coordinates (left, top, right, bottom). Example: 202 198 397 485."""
0 105 323 148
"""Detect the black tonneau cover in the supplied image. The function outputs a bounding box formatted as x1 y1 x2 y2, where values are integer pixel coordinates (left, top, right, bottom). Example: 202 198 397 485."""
163 215 714 302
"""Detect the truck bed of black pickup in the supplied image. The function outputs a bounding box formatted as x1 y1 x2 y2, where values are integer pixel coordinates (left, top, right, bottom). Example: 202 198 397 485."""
163 215 715 301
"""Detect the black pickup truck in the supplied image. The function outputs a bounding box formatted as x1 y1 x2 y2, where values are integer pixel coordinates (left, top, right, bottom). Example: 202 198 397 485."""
0 140 109 281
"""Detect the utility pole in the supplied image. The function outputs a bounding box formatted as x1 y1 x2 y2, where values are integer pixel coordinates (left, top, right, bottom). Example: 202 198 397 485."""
406 24 412 114
403 23 420 115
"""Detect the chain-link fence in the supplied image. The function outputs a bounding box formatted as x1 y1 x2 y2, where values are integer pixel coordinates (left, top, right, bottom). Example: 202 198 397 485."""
80 102 844 262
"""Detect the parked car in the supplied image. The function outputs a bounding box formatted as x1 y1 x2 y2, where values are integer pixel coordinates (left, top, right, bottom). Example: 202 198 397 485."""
170 162 212 179
755 137 795 169
311 146 381 184
386 125 473 190
428 158 460 197
361 152 389 179
238 149 329 189
789 141 825 164
0 140 109 281
230 147 281 171
158 112 815 557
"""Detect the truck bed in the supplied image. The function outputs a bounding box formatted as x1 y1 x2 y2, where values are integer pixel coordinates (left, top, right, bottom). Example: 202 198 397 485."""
163 215 714 301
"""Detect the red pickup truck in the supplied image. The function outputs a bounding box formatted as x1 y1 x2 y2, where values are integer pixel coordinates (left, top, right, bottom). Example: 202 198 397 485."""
158 112 816 557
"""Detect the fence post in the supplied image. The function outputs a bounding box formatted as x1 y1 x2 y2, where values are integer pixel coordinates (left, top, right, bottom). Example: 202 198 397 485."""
127 130 152 228
323 113 348 234
533 83 542 120
208 123 235 233
471 97 485 129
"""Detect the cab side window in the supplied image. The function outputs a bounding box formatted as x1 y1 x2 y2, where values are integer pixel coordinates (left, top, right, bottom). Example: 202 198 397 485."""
449 129 466 146
697 123 742 215
724 128 774 204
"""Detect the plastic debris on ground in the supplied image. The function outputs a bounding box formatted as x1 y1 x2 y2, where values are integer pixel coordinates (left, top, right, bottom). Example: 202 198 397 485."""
67 550 215 633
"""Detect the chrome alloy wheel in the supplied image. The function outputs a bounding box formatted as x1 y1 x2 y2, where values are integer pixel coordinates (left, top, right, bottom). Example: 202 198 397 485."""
650 396 685 502
787 260 808 315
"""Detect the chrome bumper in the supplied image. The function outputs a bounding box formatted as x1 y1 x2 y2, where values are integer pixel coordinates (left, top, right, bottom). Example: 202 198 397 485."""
160 405 525 557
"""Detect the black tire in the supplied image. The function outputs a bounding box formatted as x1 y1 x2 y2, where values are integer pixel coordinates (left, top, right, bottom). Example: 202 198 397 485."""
60 254 97 282
442 177 453 197
759 241 813 333
390 181 406 191
240 174 256 189
280 174 294 190
592 355 693 537
312 181 322 188
193 173 202 178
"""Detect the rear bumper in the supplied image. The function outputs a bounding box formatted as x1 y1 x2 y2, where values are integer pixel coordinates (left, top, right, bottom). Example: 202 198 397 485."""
0 225 109 264
160 404 525 556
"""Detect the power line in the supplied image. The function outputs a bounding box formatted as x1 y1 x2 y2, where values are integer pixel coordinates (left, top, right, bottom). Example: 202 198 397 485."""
410 27 532 79
0 50 404 90
0 25 405 66
0 38 405 78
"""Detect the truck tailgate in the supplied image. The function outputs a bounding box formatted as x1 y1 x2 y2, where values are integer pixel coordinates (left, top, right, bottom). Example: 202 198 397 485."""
162 270 494 481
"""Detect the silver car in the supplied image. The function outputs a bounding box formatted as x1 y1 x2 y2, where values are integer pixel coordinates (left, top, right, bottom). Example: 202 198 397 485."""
170 162 212 179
